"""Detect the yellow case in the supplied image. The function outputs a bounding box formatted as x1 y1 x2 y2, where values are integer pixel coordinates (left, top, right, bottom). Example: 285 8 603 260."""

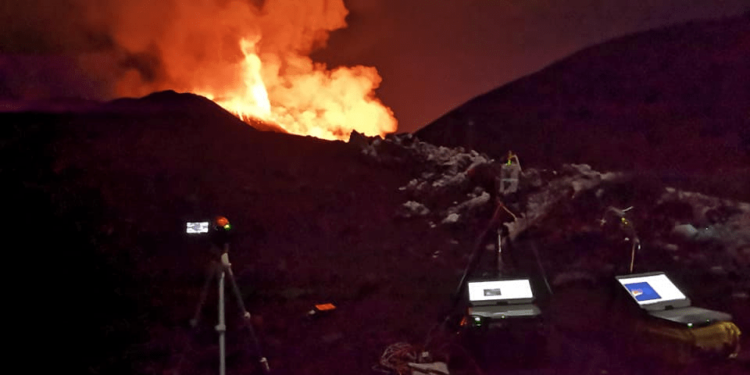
633 319 741 365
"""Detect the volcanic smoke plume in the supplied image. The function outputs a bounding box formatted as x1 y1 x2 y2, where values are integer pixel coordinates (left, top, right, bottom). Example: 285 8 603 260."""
1 0 397 140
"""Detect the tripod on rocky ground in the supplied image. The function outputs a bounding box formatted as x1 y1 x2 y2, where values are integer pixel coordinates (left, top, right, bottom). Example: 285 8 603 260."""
190 243 270 375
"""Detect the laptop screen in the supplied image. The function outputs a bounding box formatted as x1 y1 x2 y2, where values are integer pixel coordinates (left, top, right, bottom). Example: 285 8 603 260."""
186 222 209 234
467 279 534 302
617 273 687 306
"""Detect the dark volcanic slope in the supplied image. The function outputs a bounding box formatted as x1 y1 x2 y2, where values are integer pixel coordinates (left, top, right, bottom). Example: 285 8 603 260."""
417 13 750 179
2 92 459 375
4 91 749 375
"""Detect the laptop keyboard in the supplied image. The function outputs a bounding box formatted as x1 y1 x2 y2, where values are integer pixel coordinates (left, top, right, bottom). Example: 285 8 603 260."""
649 306 731 325
651 306 706 318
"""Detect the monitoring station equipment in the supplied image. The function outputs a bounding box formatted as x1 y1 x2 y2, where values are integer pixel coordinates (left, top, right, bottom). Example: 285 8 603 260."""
614 271 742 363
186 216 270 375
466 278 541 328
616 271 731 327
186 221 210 234
461 277 547 368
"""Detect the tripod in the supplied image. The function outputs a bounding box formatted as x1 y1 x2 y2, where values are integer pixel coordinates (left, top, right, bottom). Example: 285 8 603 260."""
600 206 640 274
190 243 270 375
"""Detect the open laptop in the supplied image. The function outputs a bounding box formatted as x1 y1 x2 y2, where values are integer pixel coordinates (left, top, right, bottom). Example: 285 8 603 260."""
615 271 731 327
466 278 541 319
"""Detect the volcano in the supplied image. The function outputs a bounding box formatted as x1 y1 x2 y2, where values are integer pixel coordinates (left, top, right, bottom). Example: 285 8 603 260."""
3 14 750 375
2 91 434 375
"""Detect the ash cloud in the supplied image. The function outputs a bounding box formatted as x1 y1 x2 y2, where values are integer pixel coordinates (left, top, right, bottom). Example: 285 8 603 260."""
0 0 166 99
0 0 349 100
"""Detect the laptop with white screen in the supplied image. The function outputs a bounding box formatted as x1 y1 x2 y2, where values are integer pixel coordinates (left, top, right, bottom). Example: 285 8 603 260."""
467 278 540 318
616 272 731 327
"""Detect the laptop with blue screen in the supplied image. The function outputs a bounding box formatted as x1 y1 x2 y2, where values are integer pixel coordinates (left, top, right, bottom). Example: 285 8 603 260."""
615 271 731 327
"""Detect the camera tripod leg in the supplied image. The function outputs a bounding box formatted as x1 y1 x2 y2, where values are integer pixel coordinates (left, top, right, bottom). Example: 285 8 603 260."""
218 269 227 375
191 262 218 328
224 261 271 374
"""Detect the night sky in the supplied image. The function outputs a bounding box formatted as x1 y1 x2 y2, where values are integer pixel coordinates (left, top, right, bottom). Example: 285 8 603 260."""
315 0 749 132
2 0 748 133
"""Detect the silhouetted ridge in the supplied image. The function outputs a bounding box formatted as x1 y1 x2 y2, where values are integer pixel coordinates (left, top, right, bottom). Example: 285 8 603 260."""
105 90 229 114
417 14 750 177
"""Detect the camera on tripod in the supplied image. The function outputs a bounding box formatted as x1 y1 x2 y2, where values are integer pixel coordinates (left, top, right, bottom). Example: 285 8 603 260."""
183 215 270 375
186 216 233 248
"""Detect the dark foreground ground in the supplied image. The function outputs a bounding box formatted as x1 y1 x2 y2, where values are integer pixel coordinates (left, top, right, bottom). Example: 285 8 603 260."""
3 101 748 375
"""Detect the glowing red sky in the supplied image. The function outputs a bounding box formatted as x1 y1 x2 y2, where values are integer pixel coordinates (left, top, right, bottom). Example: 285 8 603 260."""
1 0 748 134
314 0 749 132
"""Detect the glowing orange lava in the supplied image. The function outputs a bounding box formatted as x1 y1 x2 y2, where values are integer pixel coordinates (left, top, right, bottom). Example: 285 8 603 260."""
106 0 397 141
191 4 397 141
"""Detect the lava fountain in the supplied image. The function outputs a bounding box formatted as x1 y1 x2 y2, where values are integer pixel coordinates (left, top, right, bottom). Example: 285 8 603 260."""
99 0 397 140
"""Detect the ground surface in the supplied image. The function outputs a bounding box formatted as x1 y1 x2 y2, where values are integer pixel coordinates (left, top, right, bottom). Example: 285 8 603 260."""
2 91 748 375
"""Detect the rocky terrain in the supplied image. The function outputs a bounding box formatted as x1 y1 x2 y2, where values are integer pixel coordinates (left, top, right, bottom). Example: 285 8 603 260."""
4 13 750 375
4 92 749 375
417 12 750 201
